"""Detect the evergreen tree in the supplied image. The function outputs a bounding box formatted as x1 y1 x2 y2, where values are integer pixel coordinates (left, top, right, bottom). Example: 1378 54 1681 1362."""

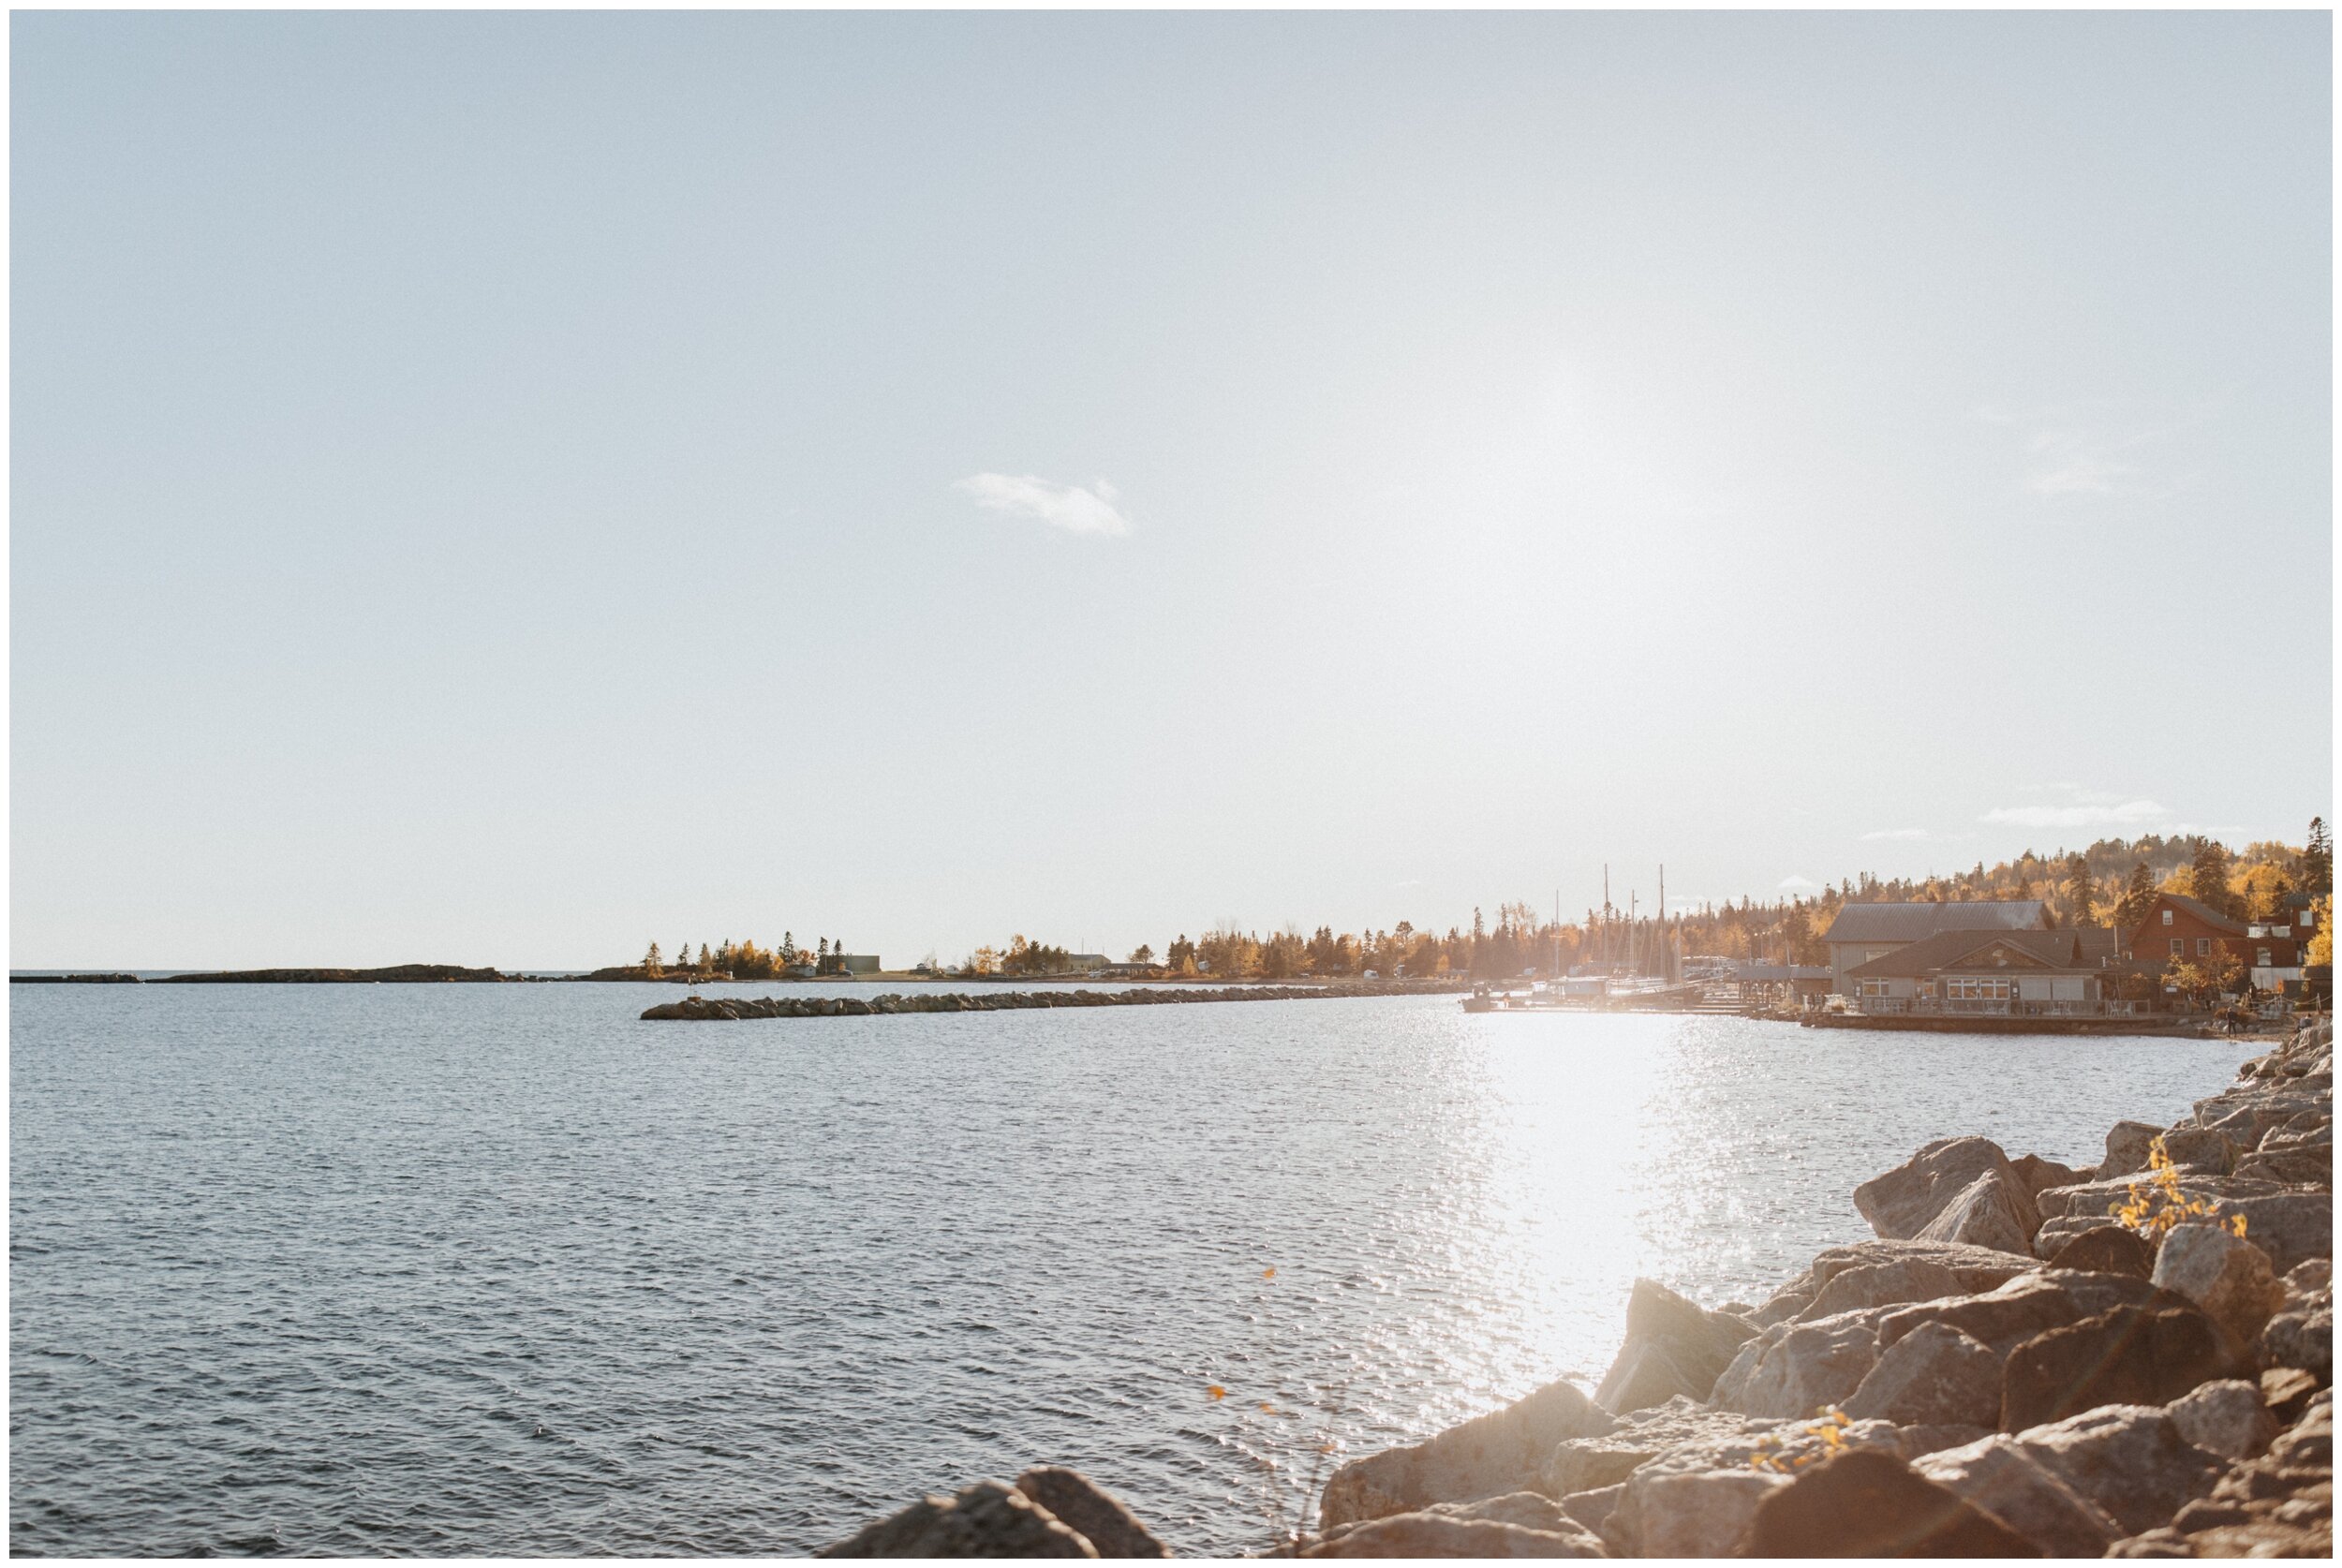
645 940 663 976
2188 839 2238 917
2114 863 2156 932
2065 851 2094 926
2306 818 2334 896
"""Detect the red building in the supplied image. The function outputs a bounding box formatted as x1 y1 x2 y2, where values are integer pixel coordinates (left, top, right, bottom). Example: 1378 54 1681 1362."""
2123 892 2312 991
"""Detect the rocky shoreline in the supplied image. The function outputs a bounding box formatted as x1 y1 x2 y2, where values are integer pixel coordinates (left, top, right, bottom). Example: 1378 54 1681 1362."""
640 983 1458 1020
814 1019 2334 1557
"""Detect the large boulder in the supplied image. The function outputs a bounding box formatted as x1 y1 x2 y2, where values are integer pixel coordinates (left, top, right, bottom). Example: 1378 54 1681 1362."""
1543 1398 1782 1498
2217 1191 2334 1275
1875 1267 2167 1356
1593 1279 1756 1414
1710 1307 1891 1419
1317 1379 1610 1529
1913 1169 2040 1257
1605 1463 1786 1558
1999 1303 2246 1431
817 1480 1099 1557
1734 1447 2037 1556
1302 1497 1607 1559
1747 1240 2031 1329
2258 1303 2335 1384
1912 1433 2126 1557
1012 1469 1170 1558
1843 1322 2003 1428
1998 1404 2226 1538
1854 1138 2041 1249
1552 1485 1621 1539
2150 1223 2287 1350
2011 1153 2092 1201
2235 1140 2335 1188
2165 1379 2277 1460
2158 1127 2239 1175
2102 1121 2163 1178
2040 1224 2154 1280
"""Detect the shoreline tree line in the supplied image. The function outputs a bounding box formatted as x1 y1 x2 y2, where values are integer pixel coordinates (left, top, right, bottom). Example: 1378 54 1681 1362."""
615 823 2330 984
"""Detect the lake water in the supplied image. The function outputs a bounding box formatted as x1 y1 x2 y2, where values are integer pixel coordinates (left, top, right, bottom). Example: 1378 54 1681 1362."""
9 984 2254 1556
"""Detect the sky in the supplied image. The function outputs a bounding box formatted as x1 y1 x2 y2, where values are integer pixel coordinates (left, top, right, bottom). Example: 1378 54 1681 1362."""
11 11 2334 969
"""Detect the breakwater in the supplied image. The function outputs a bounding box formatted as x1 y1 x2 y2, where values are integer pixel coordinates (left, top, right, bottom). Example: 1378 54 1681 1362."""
640 984 1445 1021
815 1019 2334 1557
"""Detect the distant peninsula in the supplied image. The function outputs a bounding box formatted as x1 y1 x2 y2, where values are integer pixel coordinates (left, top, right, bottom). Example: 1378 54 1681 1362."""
7 965 523 984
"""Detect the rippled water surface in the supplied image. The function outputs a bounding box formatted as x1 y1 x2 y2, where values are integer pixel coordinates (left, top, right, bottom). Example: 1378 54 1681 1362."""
11 984 2255 1555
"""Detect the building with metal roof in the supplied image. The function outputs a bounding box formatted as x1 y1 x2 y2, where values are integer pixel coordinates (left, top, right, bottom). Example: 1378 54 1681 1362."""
1843 925 2120 1014
1822 899 2048 994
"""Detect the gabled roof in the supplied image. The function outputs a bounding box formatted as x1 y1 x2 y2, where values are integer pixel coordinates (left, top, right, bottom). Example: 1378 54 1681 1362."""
1823 900 2048 945
2139 893 2248 938
1846 926 2113 980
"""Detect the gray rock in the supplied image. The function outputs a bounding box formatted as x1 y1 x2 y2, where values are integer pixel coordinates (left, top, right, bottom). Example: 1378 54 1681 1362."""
1737 1446 2039 1557
1875 1266 2167 1356
2107 1392 2333 1558
1913 1433 2126 1557
2257 1304 2334 1382
1592 1278 1756 1414
818 1480 1099 1558
2000 1302 2246 1431
2159 1126 2239 1175
1414 1492 1575 1532
1855 1137 2041 1247
1914 1167 2041 1257
1542 1398 1783 1497
1552 1485 1621 1538
2041 1223 2155 1279
2011 1153 2092 1200
2104 1121 2163 1178
1318 1379 1611 1529
2003 1404 2226 1537
1013 1469 1170 1558
1893 1423 1995 1458
2234 1142 2334 1188
1301 1512 1604 1558
1710 1306 1890 1419
1748 1240 2032 1328
1605 1462 1785 1558
2166 1379 2277 1460
2217 1191 2335 1275
1844 1321 2003 1428
2152 1223 2287 1351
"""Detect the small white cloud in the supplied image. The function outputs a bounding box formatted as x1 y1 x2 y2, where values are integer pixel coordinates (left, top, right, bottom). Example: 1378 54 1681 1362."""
955 472 1133 537
1976 403 2170 503
1981 798 2169 830
1778 874 1819 892
1861 828 1934 842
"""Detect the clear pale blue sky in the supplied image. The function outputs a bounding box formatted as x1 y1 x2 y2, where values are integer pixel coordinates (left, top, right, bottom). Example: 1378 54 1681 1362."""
12 11 2333 969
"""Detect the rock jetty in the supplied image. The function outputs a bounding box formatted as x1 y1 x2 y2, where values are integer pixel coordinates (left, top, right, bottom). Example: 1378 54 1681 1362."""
643 985 1400 1021
815 1018 2334 1557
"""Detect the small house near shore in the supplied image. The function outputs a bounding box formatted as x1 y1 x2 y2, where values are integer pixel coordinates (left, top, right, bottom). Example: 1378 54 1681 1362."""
1821 900 2048 995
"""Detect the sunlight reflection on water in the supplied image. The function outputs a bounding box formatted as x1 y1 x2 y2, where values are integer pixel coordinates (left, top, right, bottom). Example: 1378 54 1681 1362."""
11 986 2252 1555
